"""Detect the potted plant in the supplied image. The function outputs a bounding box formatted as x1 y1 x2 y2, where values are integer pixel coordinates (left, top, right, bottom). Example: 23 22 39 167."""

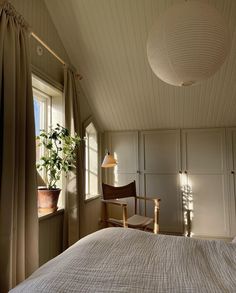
36 124 81 213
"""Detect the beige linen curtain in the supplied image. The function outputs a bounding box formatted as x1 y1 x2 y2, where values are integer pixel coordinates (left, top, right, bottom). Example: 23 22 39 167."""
63 67 84 247
0 1 38 292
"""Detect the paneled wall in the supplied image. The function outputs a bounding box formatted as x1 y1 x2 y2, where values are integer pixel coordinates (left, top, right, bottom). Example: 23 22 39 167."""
140 130 183 233
182 129 229 237
104 128 236 239
39 211 64 266
226 128 236 236
105 132 139 188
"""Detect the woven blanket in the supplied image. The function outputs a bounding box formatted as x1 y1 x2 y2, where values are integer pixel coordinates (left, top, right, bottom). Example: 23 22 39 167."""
11 228 236 292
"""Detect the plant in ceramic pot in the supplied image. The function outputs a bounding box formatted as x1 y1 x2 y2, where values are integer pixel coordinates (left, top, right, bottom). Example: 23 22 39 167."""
36 124 81 213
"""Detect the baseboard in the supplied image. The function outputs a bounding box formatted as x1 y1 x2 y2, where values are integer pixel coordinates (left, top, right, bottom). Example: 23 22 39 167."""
192 235 233 242
159 231 184 236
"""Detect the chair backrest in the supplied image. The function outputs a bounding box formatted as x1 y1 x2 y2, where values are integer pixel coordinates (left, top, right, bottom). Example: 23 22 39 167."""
102 181 137 200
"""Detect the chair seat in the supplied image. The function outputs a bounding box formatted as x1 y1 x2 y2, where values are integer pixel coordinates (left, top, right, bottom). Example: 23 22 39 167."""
108 214 153 228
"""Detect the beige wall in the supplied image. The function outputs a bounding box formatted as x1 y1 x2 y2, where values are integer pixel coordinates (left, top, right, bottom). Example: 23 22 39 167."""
79 197 101 238
11 0 69 85
39 211 64 266
11 0 101 238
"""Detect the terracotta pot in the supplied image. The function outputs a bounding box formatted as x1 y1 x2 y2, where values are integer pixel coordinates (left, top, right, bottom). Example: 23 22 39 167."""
38 188 61 214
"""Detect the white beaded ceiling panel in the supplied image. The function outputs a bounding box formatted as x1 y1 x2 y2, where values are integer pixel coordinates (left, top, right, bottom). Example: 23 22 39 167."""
45 0 236 131
147 1 230 86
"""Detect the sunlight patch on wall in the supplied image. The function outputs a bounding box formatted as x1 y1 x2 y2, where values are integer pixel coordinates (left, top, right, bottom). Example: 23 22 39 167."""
180 173 194 237
113 152 118 186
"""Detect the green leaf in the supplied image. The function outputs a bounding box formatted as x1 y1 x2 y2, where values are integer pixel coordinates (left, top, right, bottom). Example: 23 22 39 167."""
35 123 81 188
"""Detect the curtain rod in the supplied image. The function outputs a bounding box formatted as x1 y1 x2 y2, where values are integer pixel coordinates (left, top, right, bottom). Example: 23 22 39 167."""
31 32 83 80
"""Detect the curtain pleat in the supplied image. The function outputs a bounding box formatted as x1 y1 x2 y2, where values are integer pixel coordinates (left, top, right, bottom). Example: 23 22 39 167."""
0 2 38 292
63 67 84 247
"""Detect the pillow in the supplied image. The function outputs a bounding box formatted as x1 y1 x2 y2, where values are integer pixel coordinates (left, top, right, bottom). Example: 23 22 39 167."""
232 236 236 243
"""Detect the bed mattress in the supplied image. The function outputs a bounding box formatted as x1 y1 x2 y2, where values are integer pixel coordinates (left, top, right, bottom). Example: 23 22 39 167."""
11 228 236 292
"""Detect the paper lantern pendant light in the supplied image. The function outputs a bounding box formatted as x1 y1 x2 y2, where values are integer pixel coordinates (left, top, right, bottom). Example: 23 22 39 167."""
147 0 230 86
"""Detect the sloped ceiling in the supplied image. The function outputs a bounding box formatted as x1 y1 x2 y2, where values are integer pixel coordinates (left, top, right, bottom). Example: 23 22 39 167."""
45 0 236 131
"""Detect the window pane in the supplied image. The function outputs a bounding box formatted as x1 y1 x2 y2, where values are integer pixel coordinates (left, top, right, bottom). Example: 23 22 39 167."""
34 97 46 164
34 98 41 136
90 172 98 196
85 133 89 195
33 93 49 180
89 148 98 174
85 122 99 199
89 131 97 149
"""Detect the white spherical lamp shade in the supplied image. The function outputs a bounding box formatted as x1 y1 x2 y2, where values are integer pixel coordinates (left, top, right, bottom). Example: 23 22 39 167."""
147 1 230 86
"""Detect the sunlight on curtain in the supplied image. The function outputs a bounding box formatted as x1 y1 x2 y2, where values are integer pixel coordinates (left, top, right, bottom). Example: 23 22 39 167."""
63 67 83 246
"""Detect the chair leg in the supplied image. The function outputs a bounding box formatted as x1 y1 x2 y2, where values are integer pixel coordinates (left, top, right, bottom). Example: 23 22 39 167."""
122 205 128 228
154 205 159 234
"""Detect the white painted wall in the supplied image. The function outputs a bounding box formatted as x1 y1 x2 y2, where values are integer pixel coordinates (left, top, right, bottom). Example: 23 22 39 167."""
11 0 70 85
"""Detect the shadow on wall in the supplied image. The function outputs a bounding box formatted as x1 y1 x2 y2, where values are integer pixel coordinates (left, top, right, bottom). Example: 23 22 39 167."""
180 174 194 237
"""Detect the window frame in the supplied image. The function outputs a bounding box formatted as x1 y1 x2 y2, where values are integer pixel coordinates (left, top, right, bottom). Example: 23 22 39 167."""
83 117 101 202
33 87 52 133
33 88 52 181
32 74 65 212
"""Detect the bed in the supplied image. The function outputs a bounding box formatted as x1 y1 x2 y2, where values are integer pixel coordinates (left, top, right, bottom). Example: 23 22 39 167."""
11 228 236 292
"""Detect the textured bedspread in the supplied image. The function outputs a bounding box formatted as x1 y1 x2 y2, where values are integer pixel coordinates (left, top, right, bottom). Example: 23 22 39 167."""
11 228 236 293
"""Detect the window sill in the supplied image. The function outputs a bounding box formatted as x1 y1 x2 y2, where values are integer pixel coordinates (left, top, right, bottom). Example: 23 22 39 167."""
38 208 64 221
84 194 101 203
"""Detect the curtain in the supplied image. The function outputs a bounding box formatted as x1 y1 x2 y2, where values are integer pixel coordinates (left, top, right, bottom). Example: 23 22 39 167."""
0 1 38 292
63 67 84 247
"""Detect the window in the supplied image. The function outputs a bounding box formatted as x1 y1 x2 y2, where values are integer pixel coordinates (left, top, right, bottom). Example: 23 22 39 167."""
33 89 51 163
85 122 99 200
32 75 64 208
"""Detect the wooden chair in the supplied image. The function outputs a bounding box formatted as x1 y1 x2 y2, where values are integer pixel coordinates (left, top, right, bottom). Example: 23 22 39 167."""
102 181 161 234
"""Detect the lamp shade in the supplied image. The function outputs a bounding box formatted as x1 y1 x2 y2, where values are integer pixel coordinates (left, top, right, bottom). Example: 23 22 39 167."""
147 0 230 86
101 153 117 168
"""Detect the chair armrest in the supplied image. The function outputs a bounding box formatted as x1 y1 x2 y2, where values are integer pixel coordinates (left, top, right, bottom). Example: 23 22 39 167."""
136 196 161 206
136 196 161 234
101 199 127 207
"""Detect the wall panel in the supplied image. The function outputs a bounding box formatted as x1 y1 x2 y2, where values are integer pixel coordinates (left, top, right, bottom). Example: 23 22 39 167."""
39 211 64 266
140 130 183 233
182 128 230 237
